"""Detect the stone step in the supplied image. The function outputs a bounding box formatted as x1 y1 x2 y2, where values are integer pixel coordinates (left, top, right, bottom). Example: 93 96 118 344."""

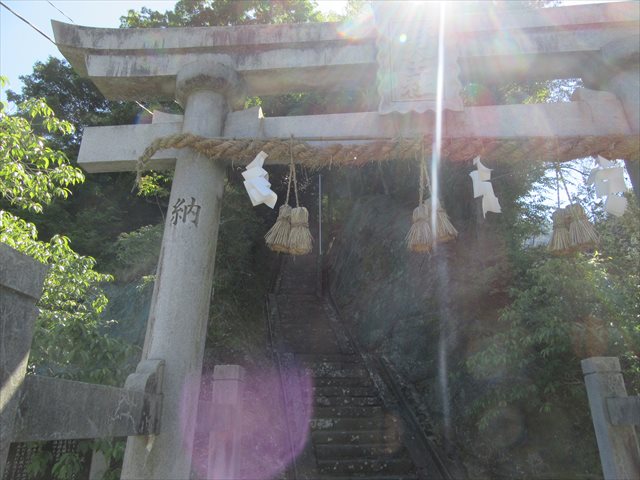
276 293 319 303
314 406 384 418
313 476 419 480
313 376 373 388
312 430 402 445
303 361 366 374
317 457 415 475
315 443 409 459
313 386 379 398
307 366 369 379
316 396 382 407
295 354 361 364
310 417 400 432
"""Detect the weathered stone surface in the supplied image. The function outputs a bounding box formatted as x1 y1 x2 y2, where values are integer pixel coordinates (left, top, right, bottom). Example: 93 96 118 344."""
207 365 245 480
0 245 48 479
0 244 48 299
374 2 463 114
12 374 161 441
581 357 640 480
121 63 233 480
76 89 634 173
607 396 640 426
51 3 639 99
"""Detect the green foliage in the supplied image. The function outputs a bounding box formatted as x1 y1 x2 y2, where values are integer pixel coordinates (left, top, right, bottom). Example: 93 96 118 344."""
135 171 172 198
51 452 82 479
1 81 134 384
1 85 137 479
1 90 84 213
204 181 276 363
0 211 136 384
461 195 639 474
6 58 139 151
5 61 163 264
107 224 164 282
120 0 323 28
25 445 52 478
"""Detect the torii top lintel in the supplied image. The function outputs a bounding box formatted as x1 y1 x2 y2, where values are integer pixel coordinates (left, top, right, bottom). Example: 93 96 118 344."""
52 1 639 104
52 2 640 172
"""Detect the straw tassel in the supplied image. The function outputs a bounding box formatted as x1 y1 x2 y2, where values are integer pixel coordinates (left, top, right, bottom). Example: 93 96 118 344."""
289 206 313 255
265 163 294 253
265 203 292 253
422 143 457 244
548 163 598 253
287 139 313 256
548 207 572 254
567 203 598 251
406 201 434 253
407 150 434 252
406 144 457 252
434 198 458 243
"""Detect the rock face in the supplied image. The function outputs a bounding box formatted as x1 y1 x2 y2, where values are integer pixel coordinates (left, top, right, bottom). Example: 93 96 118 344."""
327 194 508 389
324 194 514 478
324 193 607 478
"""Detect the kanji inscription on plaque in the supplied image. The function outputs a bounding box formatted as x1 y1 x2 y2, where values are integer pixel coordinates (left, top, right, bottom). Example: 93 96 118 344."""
373 3 463 115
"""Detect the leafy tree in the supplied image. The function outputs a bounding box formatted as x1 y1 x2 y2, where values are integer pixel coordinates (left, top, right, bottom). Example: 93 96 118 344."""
6 58 139 149
6 61 164 263
1 85 84 212
120 0 322 28
1 79 134 479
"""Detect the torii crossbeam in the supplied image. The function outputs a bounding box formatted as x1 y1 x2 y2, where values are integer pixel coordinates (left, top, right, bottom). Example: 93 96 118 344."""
51 2 639 478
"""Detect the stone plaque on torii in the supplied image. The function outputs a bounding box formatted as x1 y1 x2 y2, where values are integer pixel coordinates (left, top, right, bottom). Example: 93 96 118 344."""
29 2 639 478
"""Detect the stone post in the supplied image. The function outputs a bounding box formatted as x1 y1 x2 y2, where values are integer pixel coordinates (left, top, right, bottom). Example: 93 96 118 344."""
121 62 244 479
207 365 245 480
581 357 640 480
0 245 48 478
597 36 640 197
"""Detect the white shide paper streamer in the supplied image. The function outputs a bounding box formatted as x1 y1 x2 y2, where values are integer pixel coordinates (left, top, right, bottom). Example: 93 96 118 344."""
587 155 627 217
469 156 501 217
243 151 277 208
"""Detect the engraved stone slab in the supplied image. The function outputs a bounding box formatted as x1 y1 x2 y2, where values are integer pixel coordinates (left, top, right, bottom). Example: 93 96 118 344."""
373 2 463 115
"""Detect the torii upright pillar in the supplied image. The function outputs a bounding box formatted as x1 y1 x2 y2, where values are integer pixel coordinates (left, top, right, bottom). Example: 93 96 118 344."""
121 62 243 479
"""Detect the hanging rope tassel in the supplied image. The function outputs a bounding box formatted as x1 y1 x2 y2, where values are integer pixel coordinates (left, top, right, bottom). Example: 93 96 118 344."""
407 141 457 252
287 139 314 256
548 165 572 254
548 206 572 254
265 163 293 253
406 151 435 252
422 150 457 243
406 202 434 253
558 163 598 252
434 197 458 243
567 203 598 251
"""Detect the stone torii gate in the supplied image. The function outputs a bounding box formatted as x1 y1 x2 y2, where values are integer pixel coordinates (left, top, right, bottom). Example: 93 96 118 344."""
48 2 639 478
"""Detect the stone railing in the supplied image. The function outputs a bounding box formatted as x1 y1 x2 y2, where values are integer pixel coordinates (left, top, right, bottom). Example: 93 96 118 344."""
582 357 640 479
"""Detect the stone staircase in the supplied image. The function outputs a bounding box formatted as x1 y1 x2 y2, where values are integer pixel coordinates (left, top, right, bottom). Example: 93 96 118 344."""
307 355 419 480
269 255 426 480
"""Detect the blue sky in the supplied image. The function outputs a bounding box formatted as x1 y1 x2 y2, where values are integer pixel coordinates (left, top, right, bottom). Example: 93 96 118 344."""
0 0 347 106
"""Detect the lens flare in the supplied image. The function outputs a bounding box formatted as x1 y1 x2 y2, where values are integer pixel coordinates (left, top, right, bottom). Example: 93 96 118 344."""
336 5 375 41
184 366 313 480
